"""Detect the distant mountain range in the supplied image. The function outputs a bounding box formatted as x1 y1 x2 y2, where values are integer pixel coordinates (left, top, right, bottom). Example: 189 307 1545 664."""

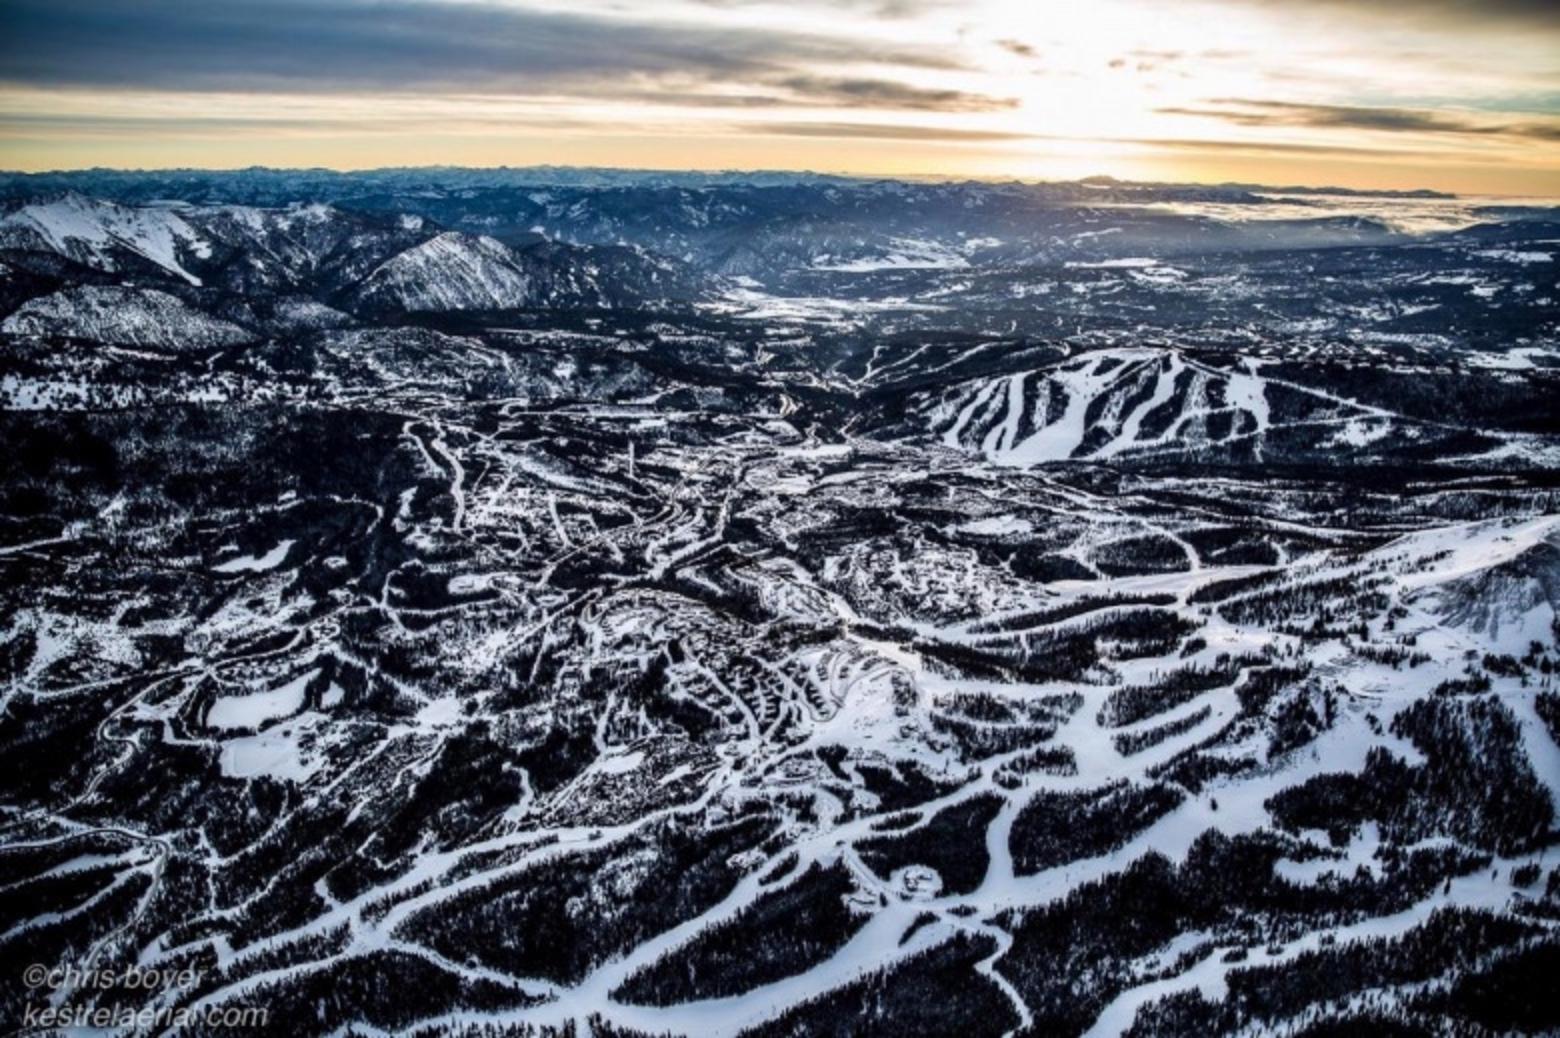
0 165 1461 201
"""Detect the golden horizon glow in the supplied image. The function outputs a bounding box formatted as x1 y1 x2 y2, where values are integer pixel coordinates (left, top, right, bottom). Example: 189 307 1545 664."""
2 0 1557 194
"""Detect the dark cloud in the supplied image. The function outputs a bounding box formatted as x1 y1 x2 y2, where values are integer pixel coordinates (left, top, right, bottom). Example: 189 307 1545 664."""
0 111 615 136
751 122 1427 155
871 0 950 16
996 39 1038 58
0 0 961 94
0 0 1016 119
692 0 948 17
1159 99 1560 141
0 114 360 136
748 121 1036 141
608 92 792 110
1117 49 1187 73
1228 0 1559 31
769 75 1017 112
1129 137 1421 157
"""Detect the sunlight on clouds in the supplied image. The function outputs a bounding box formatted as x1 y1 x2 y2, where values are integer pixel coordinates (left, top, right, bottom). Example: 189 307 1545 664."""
0 0 1555 192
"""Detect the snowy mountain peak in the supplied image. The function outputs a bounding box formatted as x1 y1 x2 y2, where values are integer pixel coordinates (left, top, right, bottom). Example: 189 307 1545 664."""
354 231 534 312
0 191 208 285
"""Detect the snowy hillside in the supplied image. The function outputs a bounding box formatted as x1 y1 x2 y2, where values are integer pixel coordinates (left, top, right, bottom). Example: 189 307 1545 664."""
0 192 209 284
352 231 536 312
2 284 255 349
927 348 1278 464
916 347 1460 466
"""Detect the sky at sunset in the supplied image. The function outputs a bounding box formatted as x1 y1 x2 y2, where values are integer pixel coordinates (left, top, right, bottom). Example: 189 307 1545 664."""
1 0 1557 193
